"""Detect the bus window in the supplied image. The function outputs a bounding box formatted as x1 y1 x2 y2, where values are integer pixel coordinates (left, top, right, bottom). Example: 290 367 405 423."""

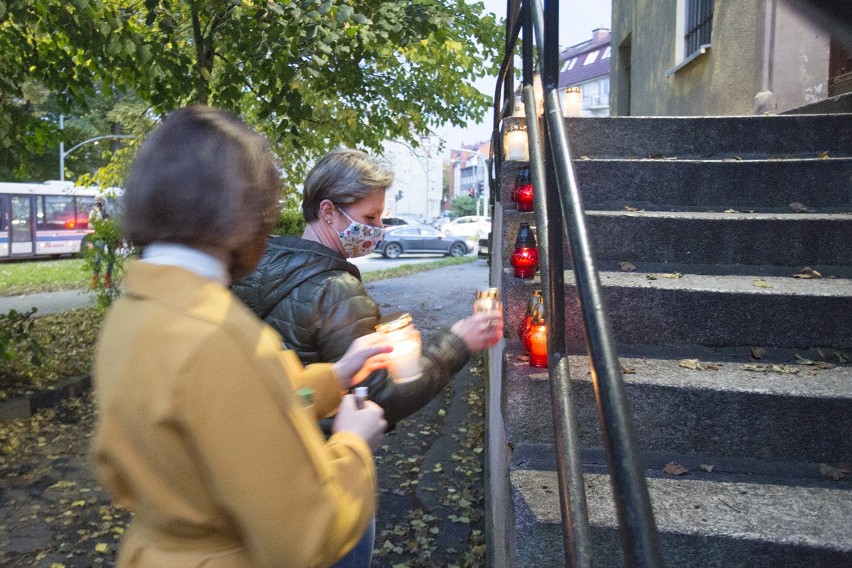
0 197 7 231
76 196 96 225
37 195 88 230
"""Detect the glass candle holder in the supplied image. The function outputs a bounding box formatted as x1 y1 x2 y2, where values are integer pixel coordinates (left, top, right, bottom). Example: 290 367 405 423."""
510 222 538 279
517 290 542 338
375 312 423 383
527 308 548 368
511 167 534 212
474 287 502 315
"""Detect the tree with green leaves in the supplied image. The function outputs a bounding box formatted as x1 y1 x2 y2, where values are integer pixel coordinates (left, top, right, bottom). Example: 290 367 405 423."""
1 0 502 192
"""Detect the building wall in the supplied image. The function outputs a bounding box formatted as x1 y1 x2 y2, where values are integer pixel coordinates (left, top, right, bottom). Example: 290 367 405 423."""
611 0 830 116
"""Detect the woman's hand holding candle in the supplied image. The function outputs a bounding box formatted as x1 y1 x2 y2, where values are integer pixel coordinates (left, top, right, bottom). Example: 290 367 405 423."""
333 394 387 451
451 311 504 352
333 332 393 389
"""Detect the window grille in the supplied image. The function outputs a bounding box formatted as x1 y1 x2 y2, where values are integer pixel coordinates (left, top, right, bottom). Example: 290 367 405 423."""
685 0 713 56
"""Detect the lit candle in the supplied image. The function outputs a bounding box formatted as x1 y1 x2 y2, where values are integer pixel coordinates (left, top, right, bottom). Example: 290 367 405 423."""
504 127 529 162
375 313 423 382
527 312 548 368
510 222 538 279
517 290 542 339
512 167 534 212
562 86 582 117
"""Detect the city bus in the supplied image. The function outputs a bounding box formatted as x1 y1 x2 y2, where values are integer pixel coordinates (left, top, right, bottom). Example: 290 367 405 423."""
0 181 101 260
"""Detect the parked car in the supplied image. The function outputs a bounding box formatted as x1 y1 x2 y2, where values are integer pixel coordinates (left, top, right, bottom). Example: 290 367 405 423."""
432 211 455 230
381 215 427 227
375 226 472 259
441 215 491 240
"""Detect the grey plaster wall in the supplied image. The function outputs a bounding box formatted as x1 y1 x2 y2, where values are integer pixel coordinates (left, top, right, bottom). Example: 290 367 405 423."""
610 0 830 116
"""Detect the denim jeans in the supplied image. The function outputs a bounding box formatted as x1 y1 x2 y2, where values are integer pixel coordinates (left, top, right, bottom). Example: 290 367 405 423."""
331 515 375 568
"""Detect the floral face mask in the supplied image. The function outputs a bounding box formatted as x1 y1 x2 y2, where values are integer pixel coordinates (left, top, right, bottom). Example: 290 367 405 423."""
336 207 384 258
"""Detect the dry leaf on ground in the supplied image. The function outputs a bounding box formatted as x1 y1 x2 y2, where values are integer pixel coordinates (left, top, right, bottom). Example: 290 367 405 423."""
752 280 772 288
793 267 822 279
660 272 683 279
621 365 636 375
819 463 848 481
624 205 639 212
619 261 636 272
789 202 816 213
704 363 721 371
679 359 702 370
663 462 689 476
751 347 766 360
723 209 739 213
818 151 830 159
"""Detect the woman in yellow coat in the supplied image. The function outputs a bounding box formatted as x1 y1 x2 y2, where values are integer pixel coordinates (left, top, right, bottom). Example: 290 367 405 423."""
91 106 389 568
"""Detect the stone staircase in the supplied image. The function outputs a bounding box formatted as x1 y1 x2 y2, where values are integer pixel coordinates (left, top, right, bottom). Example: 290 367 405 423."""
487 114 852 567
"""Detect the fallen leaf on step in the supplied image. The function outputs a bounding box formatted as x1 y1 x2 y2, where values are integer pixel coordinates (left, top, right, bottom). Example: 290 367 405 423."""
751 347 766 360
789 202 816 213
679 359 702 370
579 155 590 160
660 272 683 279
704 363 721 371
793 267 822 279
663 462 689 476
743 364 799 374
645 274 658 280
795 354 816 365
818 151 830 159
621 365 636 375
723 209 739 213
819 463 847 481
647 153 663 159
700 464 714 473
752 280 772 288
619 261 636 272
624 205 639 212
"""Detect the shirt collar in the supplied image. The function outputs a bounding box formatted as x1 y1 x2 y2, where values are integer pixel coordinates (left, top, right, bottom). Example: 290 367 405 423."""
141 243 229 287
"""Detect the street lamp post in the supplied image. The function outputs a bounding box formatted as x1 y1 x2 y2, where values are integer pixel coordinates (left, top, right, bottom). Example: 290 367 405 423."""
58 114 135 181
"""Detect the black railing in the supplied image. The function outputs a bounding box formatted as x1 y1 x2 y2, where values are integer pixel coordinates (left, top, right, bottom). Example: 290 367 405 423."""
491 1 665 566
686 0 714 55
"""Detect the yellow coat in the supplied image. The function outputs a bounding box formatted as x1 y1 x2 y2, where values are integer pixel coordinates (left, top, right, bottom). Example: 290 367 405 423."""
91 261 376 568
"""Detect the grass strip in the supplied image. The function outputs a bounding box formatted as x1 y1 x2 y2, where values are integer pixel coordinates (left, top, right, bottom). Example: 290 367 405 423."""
0 259 89 296
362 255 479 283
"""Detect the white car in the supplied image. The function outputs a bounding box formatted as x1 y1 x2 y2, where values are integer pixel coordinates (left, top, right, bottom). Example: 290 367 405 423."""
441 215 491 240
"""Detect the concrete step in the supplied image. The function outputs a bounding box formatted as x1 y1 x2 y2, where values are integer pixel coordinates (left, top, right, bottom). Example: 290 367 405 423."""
510 466 852 567
500 157 852 212
569 158 852 211
501 210 852 270
501 270 852 350
561 115 852 159
503 348 852 463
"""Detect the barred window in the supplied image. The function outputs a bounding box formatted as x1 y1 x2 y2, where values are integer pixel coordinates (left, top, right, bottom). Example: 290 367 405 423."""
685 0 713 57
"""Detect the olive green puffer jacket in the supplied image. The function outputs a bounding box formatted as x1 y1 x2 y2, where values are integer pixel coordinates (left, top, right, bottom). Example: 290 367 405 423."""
231 236 471 428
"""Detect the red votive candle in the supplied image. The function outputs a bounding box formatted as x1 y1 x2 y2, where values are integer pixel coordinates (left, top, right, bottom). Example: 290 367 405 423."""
512 167 534 212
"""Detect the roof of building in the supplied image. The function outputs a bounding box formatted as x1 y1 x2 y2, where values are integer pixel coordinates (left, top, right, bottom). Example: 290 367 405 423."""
559 29 611 88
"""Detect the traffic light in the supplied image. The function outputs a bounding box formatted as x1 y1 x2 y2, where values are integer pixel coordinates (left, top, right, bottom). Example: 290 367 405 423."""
477 181 484 197
395 190 403 201
468 188 475 198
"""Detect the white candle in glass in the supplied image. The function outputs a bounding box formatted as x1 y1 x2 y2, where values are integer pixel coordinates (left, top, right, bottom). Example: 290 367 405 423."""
376 313 423 383
563 87 582 117
504 129 529 161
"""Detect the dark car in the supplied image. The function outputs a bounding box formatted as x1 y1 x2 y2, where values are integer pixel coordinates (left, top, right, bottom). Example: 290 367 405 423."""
375 226 472 259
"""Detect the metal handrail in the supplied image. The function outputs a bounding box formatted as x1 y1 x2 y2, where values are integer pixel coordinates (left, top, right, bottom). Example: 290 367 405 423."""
493 1 666 566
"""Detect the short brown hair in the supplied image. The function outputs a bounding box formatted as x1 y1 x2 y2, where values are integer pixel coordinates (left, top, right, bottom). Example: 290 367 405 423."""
122 106 280 249
301 148 393 222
